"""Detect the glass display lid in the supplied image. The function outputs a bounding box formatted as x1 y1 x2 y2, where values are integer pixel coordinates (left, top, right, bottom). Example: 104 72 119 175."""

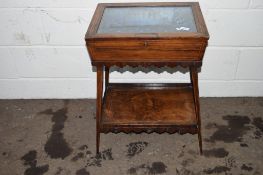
86 3 209 39
97 6 197 34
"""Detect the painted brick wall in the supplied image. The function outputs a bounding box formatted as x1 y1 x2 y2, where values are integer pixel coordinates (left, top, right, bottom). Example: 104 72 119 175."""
0 0 263 99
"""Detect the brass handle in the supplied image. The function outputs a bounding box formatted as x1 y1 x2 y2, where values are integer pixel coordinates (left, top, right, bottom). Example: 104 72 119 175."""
144 41 148 47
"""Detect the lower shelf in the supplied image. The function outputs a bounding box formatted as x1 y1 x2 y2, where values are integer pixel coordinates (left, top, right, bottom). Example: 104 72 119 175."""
101 83 198 134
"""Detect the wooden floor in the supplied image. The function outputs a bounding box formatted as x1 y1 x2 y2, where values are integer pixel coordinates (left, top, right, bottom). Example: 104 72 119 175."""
102 83 196 126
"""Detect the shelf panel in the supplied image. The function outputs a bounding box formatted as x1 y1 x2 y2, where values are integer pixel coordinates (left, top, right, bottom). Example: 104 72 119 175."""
101 83 197 130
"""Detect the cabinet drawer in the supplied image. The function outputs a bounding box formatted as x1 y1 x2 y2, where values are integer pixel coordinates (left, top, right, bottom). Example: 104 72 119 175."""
87 39 206 62
89 47 201 60
89 40 202 51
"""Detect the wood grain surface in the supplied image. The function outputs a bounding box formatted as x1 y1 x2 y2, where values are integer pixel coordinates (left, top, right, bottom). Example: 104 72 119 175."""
102 84 196 126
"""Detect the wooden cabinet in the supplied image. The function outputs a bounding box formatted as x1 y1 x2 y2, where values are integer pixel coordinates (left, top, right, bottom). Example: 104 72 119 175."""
85 2 209 154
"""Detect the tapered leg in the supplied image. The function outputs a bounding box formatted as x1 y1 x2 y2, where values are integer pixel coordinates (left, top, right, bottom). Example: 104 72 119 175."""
105 66 109 88
190 67 202 154
96 66 103 154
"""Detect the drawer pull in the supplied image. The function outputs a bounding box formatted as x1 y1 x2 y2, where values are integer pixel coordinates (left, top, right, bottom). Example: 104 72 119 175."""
144 41 148 47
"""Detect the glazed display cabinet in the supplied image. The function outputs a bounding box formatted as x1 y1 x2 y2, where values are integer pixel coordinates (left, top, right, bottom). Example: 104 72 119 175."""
85 2 209 154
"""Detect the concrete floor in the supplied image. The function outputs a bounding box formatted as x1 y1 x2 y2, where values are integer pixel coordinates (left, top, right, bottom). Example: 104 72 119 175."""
0 98 262 175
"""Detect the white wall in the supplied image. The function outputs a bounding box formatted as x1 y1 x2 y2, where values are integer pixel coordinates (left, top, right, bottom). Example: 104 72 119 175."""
0 0 263 99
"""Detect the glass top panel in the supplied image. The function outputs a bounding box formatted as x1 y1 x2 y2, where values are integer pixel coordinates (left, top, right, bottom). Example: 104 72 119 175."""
97 6 197 34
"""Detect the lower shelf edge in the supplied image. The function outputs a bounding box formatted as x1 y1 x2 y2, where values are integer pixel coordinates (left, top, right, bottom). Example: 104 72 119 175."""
100 125 197 134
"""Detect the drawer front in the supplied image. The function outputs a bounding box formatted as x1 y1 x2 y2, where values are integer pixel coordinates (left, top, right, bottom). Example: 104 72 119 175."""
88 39 206 62
89 40 202 50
